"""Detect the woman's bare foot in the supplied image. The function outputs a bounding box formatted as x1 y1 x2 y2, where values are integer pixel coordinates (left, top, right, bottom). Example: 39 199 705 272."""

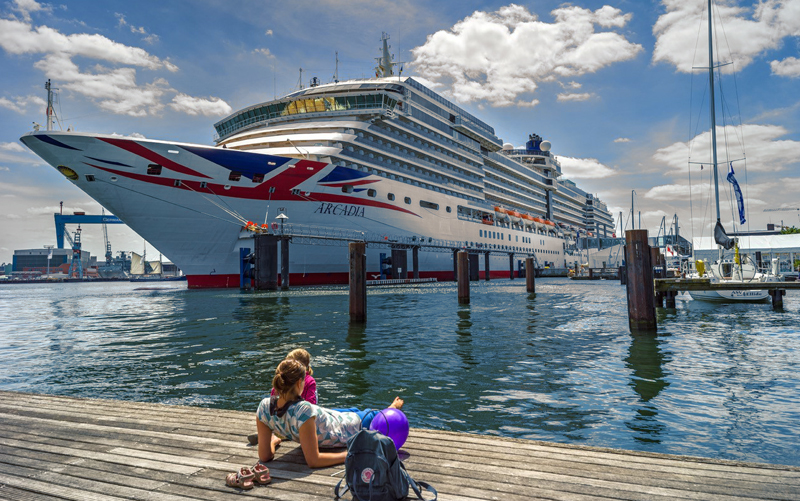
389 397 404 410
271 435 282 449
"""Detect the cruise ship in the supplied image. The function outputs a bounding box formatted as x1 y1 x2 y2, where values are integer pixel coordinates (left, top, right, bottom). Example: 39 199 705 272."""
21 35 613 288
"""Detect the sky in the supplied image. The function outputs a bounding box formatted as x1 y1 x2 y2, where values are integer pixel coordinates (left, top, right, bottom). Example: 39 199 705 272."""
1 0 799 265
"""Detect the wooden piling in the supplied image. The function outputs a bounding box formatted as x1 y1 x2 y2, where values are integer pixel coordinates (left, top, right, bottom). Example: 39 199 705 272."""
457 251 470 304
280 238 290 290
769 289 785 310
525 257 535 294
484 252 490 281
509 253 514 280
665 290 677 309
619 265 627 285
625 230 656 332
349 242 367 323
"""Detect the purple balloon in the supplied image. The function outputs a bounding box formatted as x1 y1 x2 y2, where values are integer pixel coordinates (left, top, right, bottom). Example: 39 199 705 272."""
369 408 409 449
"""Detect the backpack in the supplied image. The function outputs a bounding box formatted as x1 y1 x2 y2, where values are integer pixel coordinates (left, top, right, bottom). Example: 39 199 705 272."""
334 429 437 501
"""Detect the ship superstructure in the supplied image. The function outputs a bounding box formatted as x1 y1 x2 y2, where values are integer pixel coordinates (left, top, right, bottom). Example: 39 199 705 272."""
21 35 613 288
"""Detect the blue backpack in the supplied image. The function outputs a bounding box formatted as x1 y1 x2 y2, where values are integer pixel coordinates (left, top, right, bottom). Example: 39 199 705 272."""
334 429 437 501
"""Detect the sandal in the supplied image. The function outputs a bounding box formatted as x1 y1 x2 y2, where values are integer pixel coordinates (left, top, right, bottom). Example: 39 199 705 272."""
252 462 271 485
225 467 255 490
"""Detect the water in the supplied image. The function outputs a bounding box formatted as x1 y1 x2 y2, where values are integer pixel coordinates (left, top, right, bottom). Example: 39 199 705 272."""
1 279 798 466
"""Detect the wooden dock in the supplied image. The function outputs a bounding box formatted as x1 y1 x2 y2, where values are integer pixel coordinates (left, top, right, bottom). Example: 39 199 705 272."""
1 391 798 500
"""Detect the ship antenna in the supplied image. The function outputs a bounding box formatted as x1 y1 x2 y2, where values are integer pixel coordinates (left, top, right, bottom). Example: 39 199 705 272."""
298 68 304 90
45 79 62 131
334 51 339 83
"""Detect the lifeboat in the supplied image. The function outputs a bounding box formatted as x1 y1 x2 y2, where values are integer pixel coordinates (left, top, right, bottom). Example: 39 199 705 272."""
494 206 510 222
521 214 535 227
544 220 557 234
508 210 521 224
532 217 546 231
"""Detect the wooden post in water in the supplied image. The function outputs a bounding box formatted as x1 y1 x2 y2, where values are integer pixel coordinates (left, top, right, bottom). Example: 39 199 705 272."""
452 249 459 281
769 289 785 310
619 265 626 285
484 252 490 281
280 238 290 290
457 251 470 304
412 246 420 279
665 290 677 309
651 246 663 308
509 253 514 280
525 257 535 294
625 230 656 332
349 242 367 323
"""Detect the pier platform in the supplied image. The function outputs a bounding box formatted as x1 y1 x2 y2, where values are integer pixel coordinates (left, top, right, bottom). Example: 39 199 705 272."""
1 391 798 500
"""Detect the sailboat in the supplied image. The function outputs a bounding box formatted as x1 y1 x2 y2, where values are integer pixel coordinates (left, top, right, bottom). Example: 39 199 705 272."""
688 0 780 302
129 243 183 282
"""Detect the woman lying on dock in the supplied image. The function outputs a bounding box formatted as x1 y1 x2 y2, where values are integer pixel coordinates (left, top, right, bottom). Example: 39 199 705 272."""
256 358 404 468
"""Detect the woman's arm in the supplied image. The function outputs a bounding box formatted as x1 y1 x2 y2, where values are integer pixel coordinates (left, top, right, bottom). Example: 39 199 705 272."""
256 419 275 462
298 417 346 468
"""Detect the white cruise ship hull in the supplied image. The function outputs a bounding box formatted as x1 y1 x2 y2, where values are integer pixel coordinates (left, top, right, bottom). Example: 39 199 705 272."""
22 131 569 288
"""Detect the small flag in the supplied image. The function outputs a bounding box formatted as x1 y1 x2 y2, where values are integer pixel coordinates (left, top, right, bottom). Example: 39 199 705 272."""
48 249 53 259
666 245 674 256
727 163 746 225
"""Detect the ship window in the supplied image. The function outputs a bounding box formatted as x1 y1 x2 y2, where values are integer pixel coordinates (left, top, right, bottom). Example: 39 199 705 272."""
446 206 452 213
147 164 162 175
85 175 95 182
420 200 438 210
173 179 181 187
229 172 242 182
342 185 354 193
291 188 300 195
367 189 377 197
404 197 411 205
252 173 265 183
388 193 395 201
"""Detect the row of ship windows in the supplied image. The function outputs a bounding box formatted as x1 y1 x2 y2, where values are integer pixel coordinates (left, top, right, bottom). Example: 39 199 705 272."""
216 94 399 137
377 118 481 160
463 242 561 255
339 184 452 212
478 229 559 250
354 132 481 179
344 147 480 193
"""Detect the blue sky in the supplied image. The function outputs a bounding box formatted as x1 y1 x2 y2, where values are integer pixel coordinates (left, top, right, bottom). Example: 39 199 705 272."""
1 0 799 264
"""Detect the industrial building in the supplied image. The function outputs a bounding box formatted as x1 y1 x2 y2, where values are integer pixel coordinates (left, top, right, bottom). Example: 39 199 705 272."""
11 248 96 278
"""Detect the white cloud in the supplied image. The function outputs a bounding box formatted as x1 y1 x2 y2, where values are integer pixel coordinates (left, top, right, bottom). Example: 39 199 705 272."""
652 124 800 175
558 156 616 179
516 99 539 108
7 213 20 218
653 0 800 73
0 17 221 117
556 92 593 102
1 142 26 152
0 94 46 114
10 0 51 22
265 29 273 36
614 137 631 143
644 184 693 201
411 4 642 107
770 57 800 77
115 13 159 44
169 93 233 117
253 47 276 59
26 205 88 216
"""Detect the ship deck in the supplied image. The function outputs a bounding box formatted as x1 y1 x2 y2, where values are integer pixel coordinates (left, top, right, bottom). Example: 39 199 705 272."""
1 391 798 500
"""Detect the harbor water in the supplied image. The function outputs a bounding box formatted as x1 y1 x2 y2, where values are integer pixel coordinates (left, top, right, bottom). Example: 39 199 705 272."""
1 279 798 466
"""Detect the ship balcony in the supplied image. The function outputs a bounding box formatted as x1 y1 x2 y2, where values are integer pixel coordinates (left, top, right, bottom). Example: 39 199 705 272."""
453 116 502 152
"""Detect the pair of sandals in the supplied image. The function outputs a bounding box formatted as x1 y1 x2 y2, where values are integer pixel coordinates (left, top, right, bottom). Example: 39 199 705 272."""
225 463 271 490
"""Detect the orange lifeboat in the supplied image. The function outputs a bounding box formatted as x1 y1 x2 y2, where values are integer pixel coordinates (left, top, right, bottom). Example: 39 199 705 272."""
508 210 521 224
544 220 557 234
494 206 510 222
521 214 535 227
532 217 546 231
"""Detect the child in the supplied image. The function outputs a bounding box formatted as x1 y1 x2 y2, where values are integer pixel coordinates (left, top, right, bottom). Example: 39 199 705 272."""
247 348 317 445
256 358 403 468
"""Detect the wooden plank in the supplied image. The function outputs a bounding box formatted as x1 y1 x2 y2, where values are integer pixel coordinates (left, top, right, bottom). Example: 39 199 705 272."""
1 391 798 501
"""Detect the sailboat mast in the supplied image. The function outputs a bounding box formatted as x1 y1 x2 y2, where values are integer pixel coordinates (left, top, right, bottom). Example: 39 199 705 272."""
708 0 721 223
